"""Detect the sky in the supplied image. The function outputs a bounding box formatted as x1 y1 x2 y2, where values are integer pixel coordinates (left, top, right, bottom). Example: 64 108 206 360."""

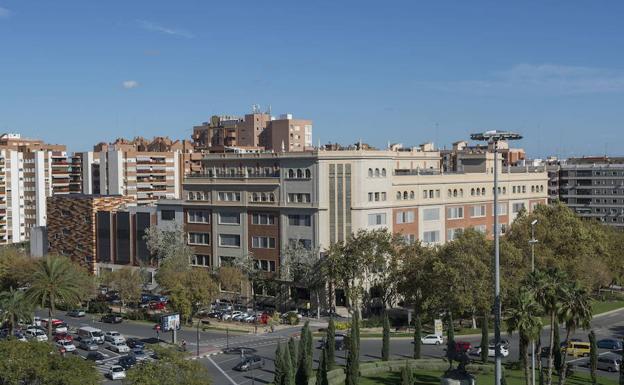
1 1 624 157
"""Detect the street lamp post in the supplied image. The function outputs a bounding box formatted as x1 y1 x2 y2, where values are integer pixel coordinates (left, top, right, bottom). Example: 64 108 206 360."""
529 219 538 385
471 130 522 385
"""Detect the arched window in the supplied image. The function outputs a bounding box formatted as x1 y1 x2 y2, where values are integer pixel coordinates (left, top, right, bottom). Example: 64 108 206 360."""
447 189 452 198
375 168 380 177
252 192 259 202
471 188 475 196
261 193 268 202
269 193 275 202
503 187 506 194
288 169 295 179
305 169 311 178
460 189 464 197
188 191 195 200
196 191 203 200
396 192 402 200
297 169 303 178
540 185 544 192
403 191 409 200
381 168 387 177
453 189 458 197
368 168 373 177
410 191 415 199
531 186 535 193
481 188 486 196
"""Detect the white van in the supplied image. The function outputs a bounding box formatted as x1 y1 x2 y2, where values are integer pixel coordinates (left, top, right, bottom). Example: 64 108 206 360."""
78 326 105 344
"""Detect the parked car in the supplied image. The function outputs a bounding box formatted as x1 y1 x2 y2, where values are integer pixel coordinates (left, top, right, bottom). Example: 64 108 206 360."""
55 339 76 353
107 340 130 353
564 341 591 357
86 351 107 364
475 345 510 358
67 309 86 317
126 338 145 350
318 332 348 351
77 326 105 344
148 302 166 311
560 338 582 348
107 365 127 380
421 335 444 345
489 338 510 349
12 332 27 342
104 331 125 343
53 332 73 342
598 339 623 350
455 341 472 352
118 355 137 370
79 338 99 351
131 349 149 361
223 311 242 321
41 319 68 334
597 355 621 372
233 355 264 371
101 314 123 324
25 328 48 342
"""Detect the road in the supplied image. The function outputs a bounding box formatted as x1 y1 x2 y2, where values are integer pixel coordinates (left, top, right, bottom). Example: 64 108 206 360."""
36 309 624 385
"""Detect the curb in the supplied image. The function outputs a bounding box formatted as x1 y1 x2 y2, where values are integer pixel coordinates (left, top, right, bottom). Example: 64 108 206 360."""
188 349 223 360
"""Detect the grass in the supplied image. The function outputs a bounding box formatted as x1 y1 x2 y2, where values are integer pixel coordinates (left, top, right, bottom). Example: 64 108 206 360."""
359 369 618 385
592 299 624 315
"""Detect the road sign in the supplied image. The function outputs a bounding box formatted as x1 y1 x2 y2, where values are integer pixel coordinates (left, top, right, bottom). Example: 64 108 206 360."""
160 313 180 332
434 319 443 337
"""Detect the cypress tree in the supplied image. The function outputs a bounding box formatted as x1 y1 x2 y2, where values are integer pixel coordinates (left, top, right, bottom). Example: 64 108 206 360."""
446 312 456 369
346 310 360 385
274 342 285 385
316 345 329 385
619 337 624 385
589 330 597 385
401 360 414 385
553 324 562 374
326 317 336 370
382 310 390 361
296 321 313 385
480 314 489 364
283 342 295 385
288 337 298 377
413 312 422 359
306 323 313 375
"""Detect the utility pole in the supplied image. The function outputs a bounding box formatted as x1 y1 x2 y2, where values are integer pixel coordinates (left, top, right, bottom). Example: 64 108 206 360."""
530 219 539 385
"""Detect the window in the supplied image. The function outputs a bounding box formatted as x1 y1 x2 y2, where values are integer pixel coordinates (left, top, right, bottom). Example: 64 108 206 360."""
161 210 175 221
396 192 402 200
252 213 275 225
187 210 210 223
288 169 295 179
423 190 428 199
288 214 311 226
447 228 463 241
429 190 434 198
446 206 464 219
423 230 440 243
188 232 210 245
403 234 416 244
305 169 311 178
296 169 303 178
374 192 380 201
191 255 210 267
396 210 415 224
512 202 525 213
287 193 311 203
410 191 415 199
368 168 373 177
381 192 387 201
473 225 487 234
522 185 526 193
289 238 313 250
254 259 277 272
470 205 486 217
217 191 241 201
493 205 507 216
435 189 440 198
512 186 517 194
252 236 276 249
403 191 408 200
481 188 486 196
218 212 240 225
381 168 387 177
368 192 373 202
422 208 440 221
367 213 386 226
471 188 475 196
219 234 241 247
375 168 380 177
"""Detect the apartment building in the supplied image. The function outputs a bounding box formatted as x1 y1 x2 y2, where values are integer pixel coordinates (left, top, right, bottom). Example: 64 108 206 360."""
559 157 624 227
441 140 526 172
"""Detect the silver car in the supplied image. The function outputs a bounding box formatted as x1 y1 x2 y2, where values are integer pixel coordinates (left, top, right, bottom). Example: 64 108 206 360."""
597 355 621 372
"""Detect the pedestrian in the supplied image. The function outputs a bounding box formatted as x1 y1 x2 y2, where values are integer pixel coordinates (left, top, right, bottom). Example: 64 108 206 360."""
182 339 187 352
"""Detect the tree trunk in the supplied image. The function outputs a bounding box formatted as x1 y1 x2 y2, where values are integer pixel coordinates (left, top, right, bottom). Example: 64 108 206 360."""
536 335 544 385
547 312 555 385
558 328 571 385
472 314 477 330
47 306 53 338
523 334 531 385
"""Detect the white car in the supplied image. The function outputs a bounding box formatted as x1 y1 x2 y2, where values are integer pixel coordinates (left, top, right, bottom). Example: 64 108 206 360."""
222 311 242 321
56 339 76 352
104 331 125 343
25 328 48 342
106 340 130 353
108 365 127 380
421 334 444 345
476 345 510 358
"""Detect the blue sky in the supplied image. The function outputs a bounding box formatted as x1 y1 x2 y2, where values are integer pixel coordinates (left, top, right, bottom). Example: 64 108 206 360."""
1 1 623 157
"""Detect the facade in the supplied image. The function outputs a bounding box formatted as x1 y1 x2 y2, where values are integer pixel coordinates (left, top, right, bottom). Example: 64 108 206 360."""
441 140 526 172
559 157 624 227
46 194 135 270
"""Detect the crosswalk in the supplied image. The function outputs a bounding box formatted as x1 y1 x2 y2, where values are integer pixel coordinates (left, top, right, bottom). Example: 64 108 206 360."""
94 350 155 376
205 334 285 350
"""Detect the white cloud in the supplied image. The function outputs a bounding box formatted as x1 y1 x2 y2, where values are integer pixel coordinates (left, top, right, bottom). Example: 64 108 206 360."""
122 80 139 89
425 64 624 95
137 19 194 39
0 6 12 18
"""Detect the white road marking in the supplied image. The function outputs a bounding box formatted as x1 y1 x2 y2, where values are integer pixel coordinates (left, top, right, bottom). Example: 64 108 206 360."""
207 356 239 385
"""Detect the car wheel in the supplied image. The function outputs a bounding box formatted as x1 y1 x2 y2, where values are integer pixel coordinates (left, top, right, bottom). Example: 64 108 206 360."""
436 341 440 345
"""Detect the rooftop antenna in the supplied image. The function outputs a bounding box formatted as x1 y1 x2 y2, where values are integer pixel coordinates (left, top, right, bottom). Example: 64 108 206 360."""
252 104 260 113
266 104 272 118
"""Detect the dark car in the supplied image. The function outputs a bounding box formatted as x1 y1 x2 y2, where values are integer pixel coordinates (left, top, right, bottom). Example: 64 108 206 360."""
126 338 145 350
598 339 622 350
489 338 510 349
233 355 264 372
86 351 107 364
118 355 137 370
101 314 123 324
317 333 348 351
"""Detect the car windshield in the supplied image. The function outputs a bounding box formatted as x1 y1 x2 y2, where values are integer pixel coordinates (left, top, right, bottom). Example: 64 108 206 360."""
92 331 103 337
112 367 124 372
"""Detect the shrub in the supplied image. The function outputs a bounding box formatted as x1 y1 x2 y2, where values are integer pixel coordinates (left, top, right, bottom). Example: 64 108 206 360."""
334 321 350 331
88 300 110 314
286 312 300 325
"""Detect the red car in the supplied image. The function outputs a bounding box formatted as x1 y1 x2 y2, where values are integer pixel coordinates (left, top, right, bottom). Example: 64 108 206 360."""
149 301 166 310
454 341 472 352
53 332 73 342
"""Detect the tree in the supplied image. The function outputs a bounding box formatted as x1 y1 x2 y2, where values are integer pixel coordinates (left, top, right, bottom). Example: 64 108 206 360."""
283 242 324 317
283 342 295 385
382 310 390 361
553 325 562 375
346 310 360 385
620 337 624 385
506 287 543 385
480 315 489 364
326 317 336 370
589 331 597 385
125 346 211 385
316 345 329 385
26 255 93 337
446 312 455 369
401 361 414 385
274 342 285 385
413 312 422 359
288 336 298 376
0 287 33 335
0 247 34 291
557 283 592 385
296 321 313 384
109 267 143 312
144 224 193 266
0 339 99 385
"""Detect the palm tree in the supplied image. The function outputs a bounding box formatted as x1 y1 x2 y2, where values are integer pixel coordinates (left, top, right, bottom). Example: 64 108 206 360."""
507 288 543 385
26 255 89 337
0 287 33 335
557 283 592 385
527 268 568 385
